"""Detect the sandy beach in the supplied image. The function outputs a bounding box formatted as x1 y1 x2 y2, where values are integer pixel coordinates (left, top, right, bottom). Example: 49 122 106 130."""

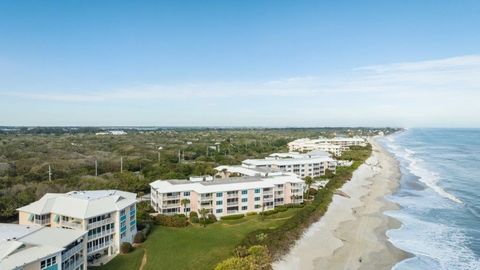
273 138 409 270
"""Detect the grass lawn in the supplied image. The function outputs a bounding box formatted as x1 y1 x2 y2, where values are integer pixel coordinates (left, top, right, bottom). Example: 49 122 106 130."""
91 247 144 270
93 209 300 270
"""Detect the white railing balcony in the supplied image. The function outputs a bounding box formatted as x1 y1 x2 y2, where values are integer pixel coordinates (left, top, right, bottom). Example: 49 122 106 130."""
87 218 114 229
164 195 180 200
62 243 83 261
226 210 238 214
227 201 239 206
161 203 180 208
87 241 112 254
200 197 213 202
226 193 238 198
64 258 84 270
34 219 51 225
61 220 84 229
88 228 114 240
263 197 274 202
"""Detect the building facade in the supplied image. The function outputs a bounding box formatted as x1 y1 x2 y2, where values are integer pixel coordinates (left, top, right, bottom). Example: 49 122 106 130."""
241 155 337 178
16 190 137 263
287 137 366 154
150 173 304 218
0 224 87 270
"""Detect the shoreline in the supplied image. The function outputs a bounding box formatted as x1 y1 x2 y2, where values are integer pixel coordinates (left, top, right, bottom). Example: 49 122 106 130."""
273 137 410 270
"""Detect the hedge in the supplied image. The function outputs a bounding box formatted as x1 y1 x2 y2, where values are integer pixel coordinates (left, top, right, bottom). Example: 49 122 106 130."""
154 214 188 227
220 214 245 220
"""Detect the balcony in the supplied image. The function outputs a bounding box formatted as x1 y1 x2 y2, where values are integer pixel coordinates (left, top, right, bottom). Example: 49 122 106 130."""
61 220 83 230
226 193 238 198
164 195 180 200
227 201 239 206
34 219 51 226
87 218 114 229
88 228 114 240
87 240 112 254
263 197 274 202
62 243 83 261
63 259 83 270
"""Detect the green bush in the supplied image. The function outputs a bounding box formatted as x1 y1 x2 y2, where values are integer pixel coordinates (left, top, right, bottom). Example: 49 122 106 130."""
260 209 278 216
134 232 145 243
141 223 152 237
246 212 257 216
189 211 199 223
221 214 245 220
120 242 133 254
154 214 188 227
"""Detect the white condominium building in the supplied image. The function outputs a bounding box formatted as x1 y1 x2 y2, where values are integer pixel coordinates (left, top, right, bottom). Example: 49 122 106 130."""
16 190 137 262
150 173 304 218
0 224 87 270
288 137 366 154
241 154 337 178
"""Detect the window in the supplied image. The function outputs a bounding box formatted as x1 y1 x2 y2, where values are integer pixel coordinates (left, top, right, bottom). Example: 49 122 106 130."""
184 191 190 196
216 192 223 197
242 190 248 195
41 256 57 269
241 206 247 211
255 189 260 194
184 207 190 212
255 205 261 209
241 198 248 203
216 209 223 213
216 200 223 205
254 197 260 201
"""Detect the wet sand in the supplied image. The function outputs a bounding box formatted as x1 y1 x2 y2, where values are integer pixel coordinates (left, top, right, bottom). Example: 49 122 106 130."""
273 138 409 270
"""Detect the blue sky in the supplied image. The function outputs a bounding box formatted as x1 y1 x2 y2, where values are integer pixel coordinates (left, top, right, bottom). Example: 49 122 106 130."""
1 0 480 127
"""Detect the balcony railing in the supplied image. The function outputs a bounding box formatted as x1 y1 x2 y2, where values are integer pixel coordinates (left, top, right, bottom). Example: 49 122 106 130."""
227 201 239 206
62 243 83 261
226 193 238 198
61 220 83 229
87 218 114 229
164 195 180 200
64 259 83 270
88 228 114 240
87 240 112 254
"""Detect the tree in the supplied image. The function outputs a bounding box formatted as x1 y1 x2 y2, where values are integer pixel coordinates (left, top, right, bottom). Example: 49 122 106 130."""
181 198 190 212
304 176 313 199
199 208 210 227
120 242 132 254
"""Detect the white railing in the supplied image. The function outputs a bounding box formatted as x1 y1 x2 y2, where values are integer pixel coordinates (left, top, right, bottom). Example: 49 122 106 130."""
226 193 238 198
64 258 84 270
87 218 114 229
61 220 84 229
88 228 114 240
62 243 83 261
227 201 238 206
87 241 112 254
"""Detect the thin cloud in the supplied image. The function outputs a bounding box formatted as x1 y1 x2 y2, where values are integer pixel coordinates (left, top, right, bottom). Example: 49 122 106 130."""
2 54 480 102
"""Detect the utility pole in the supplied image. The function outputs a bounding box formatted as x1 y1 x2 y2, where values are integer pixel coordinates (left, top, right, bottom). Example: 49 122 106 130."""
48 165 52 182
120 157 123 173
95 160 98 176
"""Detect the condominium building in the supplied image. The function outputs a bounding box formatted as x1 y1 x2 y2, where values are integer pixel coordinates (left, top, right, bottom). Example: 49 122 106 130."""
0 224 87 270
287 137 366 154
241 154 337 178
16 190 137 262
149 173 304 218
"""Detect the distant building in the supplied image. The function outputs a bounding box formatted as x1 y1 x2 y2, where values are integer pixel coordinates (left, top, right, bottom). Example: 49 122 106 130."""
95 131 127 136
287 137 366 155
17 190 137 263
0 224 87 270
150 172 304 218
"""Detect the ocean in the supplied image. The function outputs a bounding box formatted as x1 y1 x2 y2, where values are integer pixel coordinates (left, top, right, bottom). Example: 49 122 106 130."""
378 129 480 269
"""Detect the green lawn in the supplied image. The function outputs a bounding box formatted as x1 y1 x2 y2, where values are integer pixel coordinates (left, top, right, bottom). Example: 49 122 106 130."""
91 247 144 270
93 209 299 270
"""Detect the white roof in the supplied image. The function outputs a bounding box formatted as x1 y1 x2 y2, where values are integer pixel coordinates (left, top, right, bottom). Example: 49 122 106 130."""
0 224 86 269
215 165 283 177
151 173 303 194
242 156 335 166
17 190 137 219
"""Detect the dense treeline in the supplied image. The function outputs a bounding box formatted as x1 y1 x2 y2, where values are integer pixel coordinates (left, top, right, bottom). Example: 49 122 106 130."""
0 128 390 222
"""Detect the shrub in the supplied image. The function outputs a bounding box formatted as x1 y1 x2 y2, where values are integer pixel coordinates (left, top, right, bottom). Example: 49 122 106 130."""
221 214 245 220
189 211 199 223
120 242 132 254
246 212 257 216
134 232 145 243
141 223 152 237
205 213 217 224
260 209 278 216
154 214 188 227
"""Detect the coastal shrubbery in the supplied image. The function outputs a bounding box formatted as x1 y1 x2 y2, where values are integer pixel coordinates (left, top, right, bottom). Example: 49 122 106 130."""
215 245 272 270
120 242 133 254
154 214 188 227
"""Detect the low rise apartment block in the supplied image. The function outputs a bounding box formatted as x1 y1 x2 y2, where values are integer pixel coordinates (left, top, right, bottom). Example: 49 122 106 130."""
0 224 87 270
16 190 137 263
241 153 337 178
288 137 366 154
150 172 304 217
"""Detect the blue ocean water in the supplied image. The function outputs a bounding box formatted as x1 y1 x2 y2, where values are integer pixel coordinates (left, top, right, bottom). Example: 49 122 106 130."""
378 129 480 270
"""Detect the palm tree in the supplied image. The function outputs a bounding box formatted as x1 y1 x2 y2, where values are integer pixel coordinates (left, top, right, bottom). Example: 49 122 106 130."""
181 198 190 212
304 176 313 200
199 208 210 227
